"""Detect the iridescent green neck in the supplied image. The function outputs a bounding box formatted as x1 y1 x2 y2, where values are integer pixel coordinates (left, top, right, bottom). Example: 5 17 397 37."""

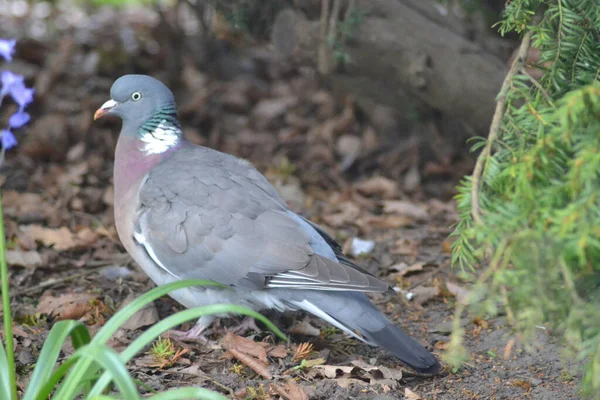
137 103 182 137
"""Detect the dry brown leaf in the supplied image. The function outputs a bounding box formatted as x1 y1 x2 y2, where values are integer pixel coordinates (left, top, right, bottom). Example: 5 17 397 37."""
322 201 361 227
228 348 272 379
389 262 424 276
222 332 268 364
6 250 44 268
360 215 414 229
390 238 420 256
3 191 47 219
267 345 288 359
312 365 354 379
118 294 159 330
36 291 98 320
382 200 429 220
445 281 469 304
20 225 99 251
355 176 399 199
405 388 422 400
289 317 320 337
411 285 441 305
270 381 309 400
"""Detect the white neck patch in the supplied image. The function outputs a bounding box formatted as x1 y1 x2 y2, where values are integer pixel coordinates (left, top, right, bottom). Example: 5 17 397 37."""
139 120 181 155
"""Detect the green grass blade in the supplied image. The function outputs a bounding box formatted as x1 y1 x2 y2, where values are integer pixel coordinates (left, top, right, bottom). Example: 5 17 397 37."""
88 304 287 397
0 342 13 400
58 280 225 398
0 191 17 400
147 387 229 400
92 280 223 345
23 320 91 400
34 356 78 400
55 344 140 400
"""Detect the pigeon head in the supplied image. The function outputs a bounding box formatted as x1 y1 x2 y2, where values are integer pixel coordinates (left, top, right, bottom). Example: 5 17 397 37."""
94 75 177 131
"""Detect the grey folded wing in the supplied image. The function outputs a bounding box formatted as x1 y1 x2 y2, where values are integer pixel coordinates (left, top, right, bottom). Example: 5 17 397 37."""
134 146 388 292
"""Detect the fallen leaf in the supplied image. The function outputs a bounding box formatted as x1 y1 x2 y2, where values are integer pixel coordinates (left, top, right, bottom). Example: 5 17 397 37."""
445 281 469 304
391 238 420 256
118 294 159 330
405 387 422 400
6 250 43 268
270 381 309 400
267 345 288 358
355 176 399 199
382 200 429 220
310 360 403 389
36 291 98 321
389 262 424 277
228 348 272 379
289 317 320 337
322 201 361 227
3 191 47 220
411 285 440 305
360 215 414 229
312 365 354 379
20 225 99 251
221 333 284 379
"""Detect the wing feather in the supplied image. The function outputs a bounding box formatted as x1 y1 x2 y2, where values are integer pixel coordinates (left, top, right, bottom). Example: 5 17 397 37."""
134 145 389 293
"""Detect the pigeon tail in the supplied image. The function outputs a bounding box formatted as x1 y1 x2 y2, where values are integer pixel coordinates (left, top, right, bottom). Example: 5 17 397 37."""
283 291 440 374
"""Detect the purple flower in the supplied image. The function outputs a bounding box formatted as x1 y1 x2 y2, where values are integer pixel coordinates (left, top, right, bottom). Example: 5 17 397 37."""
8 110 29 128
0 70 24 100
0 39 16 62
1 129 17 149
11 85 34 108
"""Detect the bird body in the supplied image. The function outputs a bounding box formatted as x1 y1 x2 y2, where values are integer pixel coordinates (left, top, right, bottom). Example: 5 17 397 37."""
96 75 440 374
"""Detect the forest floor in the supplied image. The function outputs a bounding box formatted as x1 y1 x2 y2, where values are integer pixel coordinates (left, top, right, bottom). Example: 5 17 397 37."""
0 4 584 400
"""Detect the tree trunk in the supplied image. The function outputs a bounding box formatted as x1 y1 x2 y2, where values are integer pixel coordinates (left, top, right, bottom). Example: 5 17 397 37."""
284 0 509 135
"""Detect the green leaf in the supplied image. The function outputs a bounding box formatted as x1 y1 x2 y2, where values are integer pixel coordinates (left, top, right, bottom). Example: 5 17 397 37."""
0 342 13 400
23 320 91 400
147 387 229 400
88 303 287 397
54 344 140 400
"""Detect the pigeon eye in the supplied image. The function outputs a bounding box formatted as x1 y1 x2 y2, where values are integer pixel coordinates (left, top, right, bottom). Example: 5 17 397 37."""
131 92 142 101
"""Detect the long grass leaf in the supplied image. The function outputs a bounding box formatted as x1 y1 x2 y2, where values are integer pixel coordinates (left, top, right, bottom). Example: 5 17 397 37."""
23 320 91 400
147 387 229 400
0 192 17 400
92 280 223 344
88 304 287 397
0 342 13 400
54 344 141 400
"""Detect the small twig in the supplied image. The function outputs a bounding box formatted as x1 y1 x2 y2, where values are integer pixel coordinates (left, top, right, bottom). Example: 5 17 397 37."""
471 32 533 225
520 67 553 106
11 260 128 297
317 0 331 75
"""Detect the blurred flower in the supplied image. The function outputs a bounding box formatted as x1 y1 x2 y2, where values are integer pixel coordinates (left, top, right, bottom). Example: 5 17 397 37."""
0 39 16 62
1 130 17 150
0 70 23 100
8 110 30 128
0 39 33 154
0 70 34 108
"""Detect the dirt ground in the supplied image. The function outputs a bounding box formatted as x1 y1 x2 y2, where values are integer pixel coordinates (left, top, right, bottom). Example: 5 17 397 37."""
0 3 584 400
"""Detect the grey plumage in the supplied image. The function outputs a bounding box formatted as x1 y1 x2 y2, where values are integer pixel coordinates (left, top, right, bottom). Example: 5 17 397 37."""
98 74 440 374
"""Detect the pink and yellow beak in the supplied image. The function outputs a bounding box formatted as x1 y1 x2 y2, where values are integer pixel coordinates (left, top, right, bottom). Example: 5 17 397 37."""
94 99 118 120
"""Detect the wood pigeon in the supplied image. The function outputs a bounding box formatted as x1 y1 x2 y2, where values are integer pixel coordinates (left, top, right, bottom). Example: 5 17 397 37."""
95 74 441 374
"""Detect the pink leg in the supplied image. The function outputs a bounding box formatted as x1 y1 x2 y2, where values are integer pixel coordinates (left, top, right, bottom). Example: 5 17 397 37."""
230 316 262 335
167 315 216 343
